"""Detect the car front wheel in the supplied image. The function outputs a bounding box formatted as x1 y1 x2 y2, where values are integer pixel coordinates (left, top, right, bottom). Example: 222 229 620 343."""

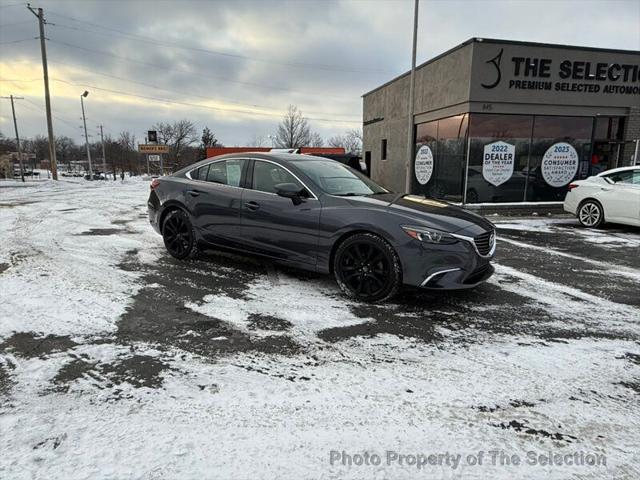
578 200 604 228
333 233 402 302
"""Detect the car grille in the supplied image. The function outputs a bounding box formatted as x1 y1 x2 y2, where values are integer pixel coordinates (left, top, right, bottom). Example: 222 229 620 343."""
474 230 495 256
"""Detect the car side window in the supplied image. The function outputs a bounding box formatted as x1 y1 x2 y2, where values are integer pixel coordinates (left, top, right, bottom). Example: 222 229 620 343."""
606 170 635 184
203 159 245 187
252 161 302 194
191 164 209 180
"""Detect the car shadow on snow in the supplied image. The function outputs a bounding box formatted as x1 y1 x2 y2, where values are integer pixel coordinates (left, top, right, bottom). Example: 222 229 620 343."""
117 247 639 353
116 248 303 359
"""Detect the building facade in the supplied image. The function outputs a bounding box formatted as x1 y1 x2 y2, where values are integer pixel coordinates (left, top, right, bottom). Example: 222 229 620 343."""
362 38 640 203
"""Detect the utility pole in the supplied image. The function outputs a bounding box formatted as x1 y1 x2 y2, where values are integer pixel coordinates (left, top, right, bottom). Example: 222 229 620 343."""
404 0 419 194
1 95 26 182
98 125 108 179
80 91 92 179
27 4 58 180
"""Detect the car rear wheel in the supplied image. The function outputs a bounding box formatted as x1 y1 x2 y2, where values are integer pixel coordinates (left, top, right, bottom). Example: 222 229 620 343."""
333 233 402 302
162 209 199 259
578 200 604 228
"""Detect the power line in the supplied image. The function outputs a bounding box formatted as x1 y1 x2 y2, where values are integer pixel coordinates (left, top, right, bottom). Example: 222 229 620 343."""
1 75 360 124
48 77 359 124
47 39 355 100
0 20 32 27
47 59 360 119
20 96 82 131
46 14 390 74
10 98 81 139
0 3 25 9
0 37 36 45
0 77 40 82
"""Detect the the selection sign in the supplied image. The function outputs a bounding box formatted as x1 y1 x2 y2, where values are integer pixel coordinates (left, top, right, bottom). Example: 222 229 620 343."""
482 141 515 187
541 142 579 187
414 145 434 185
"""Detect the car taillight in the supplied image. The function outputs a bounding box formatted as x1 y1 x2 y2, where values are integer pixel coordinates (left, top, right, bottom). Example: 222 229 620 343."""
568 183 579 192
150 179 160 190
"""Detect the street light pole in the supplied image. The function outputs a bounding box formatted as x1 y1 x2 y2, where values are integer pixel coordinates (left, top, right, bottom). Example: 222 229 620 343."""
80 91 92 179
404 0 419 194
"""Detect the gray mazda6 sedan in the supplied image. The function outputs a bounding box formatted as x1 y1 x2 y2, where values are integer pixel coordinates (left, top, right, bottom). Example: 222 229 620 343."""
147 152 496 302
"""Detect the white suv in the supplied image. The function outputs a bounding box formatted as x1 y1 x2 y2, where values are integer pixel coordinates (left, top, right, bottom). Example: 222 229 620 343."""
564 166 640 228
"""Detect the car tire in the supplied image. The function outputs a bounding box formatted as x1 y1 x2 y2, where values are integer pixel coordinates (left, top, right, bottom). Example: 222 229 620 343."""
162 209 200 259
577 200 604 228
333 233 402 302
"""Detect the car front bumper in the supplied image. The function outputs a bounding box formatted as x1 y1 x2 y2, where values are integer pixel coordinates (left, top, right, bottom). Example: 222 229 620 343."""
397 235 495 290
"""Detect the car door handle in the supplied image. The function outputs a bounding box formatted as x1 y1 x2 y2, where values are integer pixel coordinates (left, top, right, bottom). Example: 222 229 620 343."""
600 187 612 191
187 190 201 197
244 201 260 211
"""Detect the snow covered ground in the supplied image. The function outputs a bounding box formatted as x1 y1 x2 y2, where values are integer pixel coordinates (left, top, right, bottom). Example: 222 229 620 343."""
1 179 639 479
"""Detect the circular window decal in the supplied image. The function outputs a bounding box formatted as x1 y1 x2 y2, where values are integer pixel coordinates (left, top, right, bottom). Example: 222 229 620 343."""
415 145 434 185
541 142 579 187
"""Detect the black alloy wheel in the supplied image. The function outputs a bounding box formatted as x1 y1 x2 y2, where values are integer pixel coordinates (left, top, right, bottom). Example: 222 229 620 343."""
162 210 199 259
334 233 402 302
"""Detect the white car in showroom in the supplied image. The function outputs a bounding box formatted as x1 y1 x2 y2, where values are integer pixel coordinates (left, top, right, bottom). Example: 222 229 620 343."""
564 166 640 228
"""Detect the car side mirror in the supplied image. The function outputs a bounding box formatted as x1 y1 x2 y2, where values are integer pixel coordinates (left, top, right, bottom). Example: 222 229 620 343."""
274 183 306 205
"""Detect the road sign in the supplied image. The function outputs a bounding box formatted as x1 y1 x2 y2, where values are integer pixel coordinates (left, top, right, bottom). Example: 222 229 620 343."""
138 144 169 153
148 130 157 143
148 154 161 162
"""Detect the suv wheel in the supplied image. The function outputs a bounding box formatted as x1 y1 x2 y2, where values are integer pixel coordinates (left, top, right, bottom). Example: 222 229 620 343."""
578 200 604 228
333 233 402 302
162 209 199 259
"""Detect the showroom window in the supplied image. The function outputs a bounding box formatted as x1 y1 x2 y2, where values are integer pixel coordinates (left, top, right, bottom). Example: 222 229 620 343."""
466 114 533 203
525 116 593 201
414 113 598 203
413 114 468 202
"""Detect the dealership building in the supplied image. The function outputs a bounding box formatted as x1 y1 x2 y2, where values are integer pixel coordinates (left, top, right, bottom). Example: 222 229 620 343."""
362 38 640 203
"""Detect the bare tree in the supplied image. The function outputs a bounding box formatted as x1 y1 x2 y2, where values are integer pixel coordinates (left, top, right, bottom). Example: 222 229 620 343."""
309 131 324 147
328 128 362 154
247 134 267 147
118 131 137 174
274 105 311 148
55 136 75 170
152 119 198 168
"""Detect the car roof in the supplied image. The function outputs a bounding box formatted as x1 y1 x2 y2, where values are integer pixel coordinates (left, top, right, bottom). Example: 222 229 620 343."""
173 152 340 177
208 152 334 162
596 166 639 176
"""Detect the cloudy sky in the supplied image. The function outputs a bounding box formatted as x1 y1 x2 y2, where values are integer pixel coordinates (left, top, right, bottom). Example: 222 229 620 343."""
1 0 639 146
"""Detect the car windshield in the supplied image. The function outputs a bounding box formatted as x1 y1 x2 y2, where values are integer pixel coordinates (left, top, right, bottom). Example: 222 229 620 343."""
294 159 389 196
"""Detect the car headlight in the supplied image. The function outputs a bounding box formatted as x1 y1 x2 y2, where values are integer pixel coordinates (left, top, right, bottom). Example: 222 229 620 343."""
401 225 458 244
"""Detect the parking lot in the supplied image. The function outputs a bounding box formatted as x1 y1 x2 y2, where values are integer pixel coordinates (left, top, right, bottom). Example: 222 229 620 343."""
1 179 639 479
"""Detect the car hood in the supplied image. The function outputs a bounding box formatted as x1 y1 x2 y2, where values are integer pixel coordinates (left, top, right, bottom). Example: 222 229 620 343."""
347 193 494 236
